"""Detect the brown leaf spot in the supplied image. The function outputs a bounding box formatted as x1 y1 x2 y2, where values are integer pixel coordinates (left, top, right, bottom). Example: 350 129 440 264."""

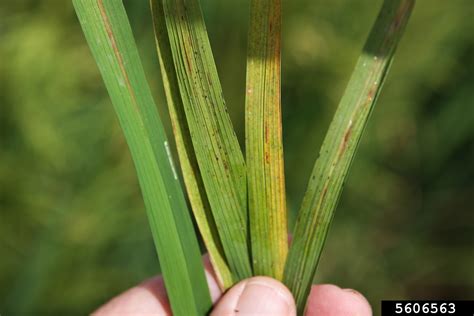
265 151 270 164
321 185 328 202
185 52 192 72
367 86 377 103
337 123 353 160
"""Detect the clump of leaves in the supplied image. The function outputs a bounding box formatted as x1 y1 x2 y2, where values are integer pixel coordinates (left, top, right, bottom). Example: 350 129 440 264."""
73 0 415 314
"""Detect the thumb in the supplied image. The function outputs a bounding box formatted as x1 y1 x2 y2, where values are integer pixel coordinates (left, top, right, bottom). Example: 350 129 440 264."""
211 276 296 316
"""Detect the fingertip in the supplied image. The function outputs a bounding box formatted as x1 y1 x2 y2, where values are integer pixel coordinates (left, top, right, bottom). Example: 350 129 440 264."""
93 276 171 315
306 284 372 316
211 276 296 316
94 255 224 315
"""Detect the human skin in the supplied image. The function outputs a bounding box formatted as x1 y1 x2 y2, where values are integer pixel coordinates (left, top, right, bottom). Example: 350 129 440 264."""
93 257 372 316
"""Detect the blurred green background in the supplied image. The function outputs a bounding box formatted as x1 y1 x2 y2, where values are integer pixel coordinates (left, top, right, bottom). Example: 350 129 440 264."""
1 0 473 315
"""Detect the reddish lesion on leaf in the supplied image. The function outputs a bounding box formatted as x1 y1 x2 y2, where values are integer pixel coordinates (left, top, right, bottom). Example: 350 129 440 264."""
265 151 271 164
97 0 138 113
337 121 354 161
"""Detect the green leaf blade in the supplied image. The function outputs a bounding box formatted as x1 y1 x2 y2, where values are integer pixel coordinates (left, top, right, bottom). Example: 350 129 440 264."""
149 0 234 289
246 0 288 280
72 1 212 314
284 0 416 312
155 0 253 280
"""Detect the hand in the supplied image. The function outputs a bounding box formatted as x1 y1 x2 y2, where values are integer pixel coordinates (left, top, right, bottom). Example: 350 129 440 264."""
94 257 372 315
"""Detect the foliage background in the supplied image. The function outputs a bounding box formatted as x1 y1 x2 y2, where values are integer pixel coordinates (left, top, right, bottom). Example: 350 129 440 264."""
1 0 473 315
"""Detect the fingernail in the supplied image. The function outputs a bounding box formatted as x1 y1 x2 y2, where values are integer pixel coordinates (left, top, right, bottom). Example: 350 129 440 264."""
234 278 295 315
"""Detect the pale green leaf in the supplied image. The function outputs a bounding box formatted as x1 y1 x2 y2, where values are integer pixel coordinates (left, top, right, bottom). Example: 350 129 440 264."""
156 0 253 280
284 0 416 312
149 0 234 289
246 0 288 280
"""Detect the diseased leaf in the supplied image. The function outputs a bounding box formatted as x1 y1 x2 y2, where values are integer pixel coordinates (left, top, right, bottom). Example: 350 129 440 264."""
284 0 416 312
246 0 288 280
149 0 234 289
72 1 212 314
156 0 253 280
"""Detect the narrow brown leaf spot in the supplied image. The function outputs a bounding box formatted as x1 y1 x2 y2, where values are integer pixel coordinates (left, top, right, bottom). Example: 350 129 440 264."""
321 186 328 202
367 85 377 104
390 1 412 35
337 123 353 160
344 127 351 143
97 0 138 113
185 52 192 72
311 185 330 229
392 13 402 31
265 151 270 164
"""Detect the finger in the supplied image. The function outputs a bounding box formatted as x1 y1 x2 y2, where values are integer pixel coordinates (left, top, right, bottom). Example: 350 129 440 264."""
92 255 222 315
211 276 296 316
305 284 372 316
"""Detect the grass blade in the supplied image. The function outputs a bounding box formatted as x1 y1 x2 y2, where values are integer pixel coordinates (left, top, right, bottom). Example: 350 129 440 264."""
246 0 288 279
283 0 416 312
72 1 212 314
156 0 253 280
149 0 234 289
